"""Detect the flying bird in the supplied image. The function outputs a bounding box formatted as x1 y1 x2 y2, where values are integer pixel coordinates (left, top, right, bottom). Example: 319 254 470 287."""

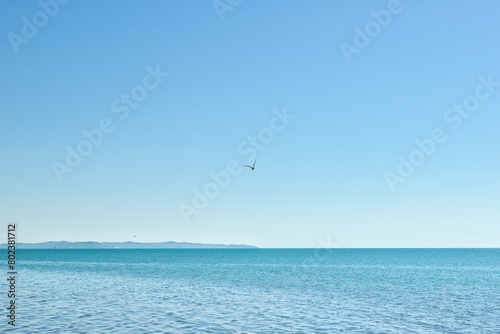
244 160 256 171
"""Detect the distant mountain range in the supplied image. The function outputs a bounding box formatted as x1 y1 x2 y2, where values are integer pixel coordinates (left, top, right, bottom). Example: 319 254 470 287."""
4 241 258 249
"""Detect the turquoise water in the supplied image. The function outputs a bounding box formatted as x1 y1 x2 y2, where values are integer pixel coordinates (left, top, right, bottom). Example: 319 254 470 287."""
3 249 500 333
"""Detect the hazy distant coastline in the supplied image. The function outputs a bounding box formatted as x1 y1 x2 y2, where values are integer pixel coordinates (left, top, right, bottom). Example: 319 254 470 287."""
4 241 258 249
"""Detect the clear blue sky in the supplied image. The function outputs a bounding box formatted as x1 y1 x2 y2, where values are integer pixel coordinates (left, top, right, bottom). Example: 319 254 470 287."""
1 1 499 247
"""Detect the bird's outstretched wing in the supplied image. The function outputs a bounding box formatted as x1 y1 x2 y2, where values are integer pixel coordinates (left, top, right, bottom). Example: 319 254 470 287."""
244 160 256 170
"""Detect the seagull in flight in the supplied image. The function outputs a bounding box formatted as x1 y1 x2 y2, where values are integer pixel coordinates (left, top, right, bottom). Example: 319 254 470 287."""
244 160 256 171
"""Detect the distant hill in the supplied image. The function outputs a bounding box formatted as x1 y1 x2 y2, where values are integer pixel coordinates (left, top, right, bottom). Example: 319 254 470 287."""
3 241 258 249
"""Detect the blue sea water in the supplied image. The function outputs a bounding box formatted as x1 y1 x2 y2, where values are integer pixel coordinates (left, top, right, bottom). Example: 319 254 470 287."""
3 248 500 333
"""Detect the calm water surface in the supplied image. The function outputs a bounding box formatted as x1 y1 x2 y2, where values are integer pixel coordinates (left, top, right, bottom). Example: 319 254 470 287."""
3 249 499 333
